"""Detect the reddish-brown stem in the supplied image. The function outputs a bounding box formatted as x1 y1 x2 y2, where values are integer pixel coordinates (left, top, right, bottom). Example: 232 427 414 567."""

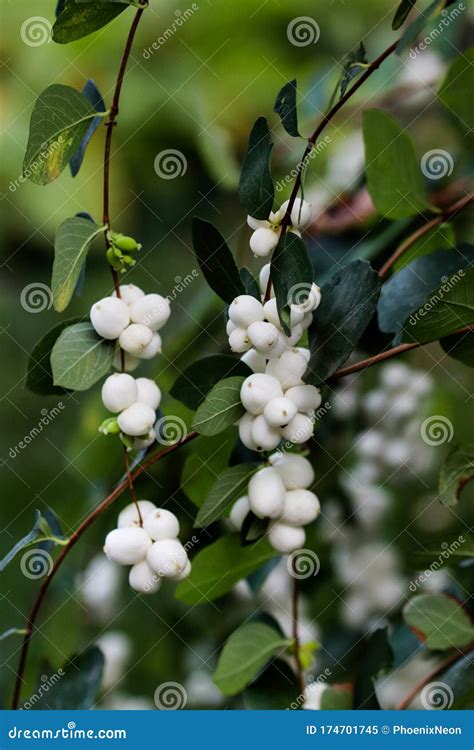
379 191 474 277
292 576 305 696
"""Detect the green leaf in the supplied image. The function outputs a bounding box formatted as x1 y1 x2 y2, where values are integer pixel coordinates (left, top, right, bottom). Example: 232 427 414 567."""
439 444 474 507
241 511 269 546
181 431 235 507
53 1 128 44
396 0 443 55
26 318 82 395
239 267 260 299
271 232 313 335
440 330 474 367
392 0 417 30
50 322 115 391
213 622 289 695
52 217 105 312
363 109 429 219
306 260 381 384
442 653 474 709
195 464 257 528
378 245 474 341
175 534 277 604
243 659 299 709
274 80 300 137
353 628 393 710
0 510 66 572
239 116 274 220
30 648 104 709
403 594 474 650
170 355 251 411
402 267 474 344
192 218 245 304
320 685 353 710
438 46 474 136
340 43 368 98
191 376 246 437
24 85 101 185
392 222 455 271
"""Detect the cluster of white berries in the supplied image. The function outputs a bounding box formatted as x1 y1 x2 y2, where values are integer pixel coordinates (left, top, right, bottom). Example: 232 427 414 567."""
104 501 191 594
90 284 170 372
100 373 161 450
247 198 312 258
230 453 320 553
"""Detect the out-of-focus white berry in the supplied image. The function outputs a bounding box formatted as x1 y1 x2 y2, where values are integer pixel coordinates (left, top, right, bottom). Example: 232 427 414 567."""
96 631 132 691
285 384 321 412
113 284 145 307
118 403 156 436
228 295 264 328
119 324 153 355
226 319 236 336
284 323 304 347
101 373 138 413
362 389 387 420
251 414 282 451
135 377 161 410
247 321 280 354
356 430 384 459
229 495 250 530
281 489 320 526
248 466 286 519
263 397 297 427
300 313 313 331
240 349 266 373
247 215 270 231
384 437 412 468
238 412 258 450
240 374 283 415
78 554 121 623
291 283 321 315
266 348 307 389
113 349 140 372
268 522 305 553
118 500 156 528
129 560 161 594
229 327 250 353
269 453 315 490
147 539 188 578
297 347 311 362
130 294 171 331
132 430 156 451
90 297 130 340
303 682 327 711
380 363 411 390
281 413 314 444
135 332 162 359
280 198 312 228
143 508 179 541
104 527 152 565
250 227 279 257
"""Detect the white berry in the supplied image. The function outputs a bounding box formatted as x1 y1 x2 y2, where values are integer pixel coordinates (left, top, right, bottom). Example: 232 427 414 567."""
268 522 305 553
240 374 283 415
129 560 161 594
147 539 188 578
250 227 279 257
228 295 264 328
104 527 152 565
118 403 156 436
229 327 251 353
240 349 266 373
113 284 145 307
266 348 308 389
229 495 250 530
143 508 179 541
132 430 156 451
248 466 286 519
135 377 161 410
169 559 192 581
251 414 282 451
119 324 153 355
238 412 258 451
280 198 312 228
113 349 140 372
270 453 314 490
247 215 269 231
281 489 320 526
135 332 162 359
101 373 138 413
263 397 297 427
130 293 171 332
90 297 130 340
285 384 321 412
118 500 157 528
281 413 314 444
247 321 280 354
259 263 272 295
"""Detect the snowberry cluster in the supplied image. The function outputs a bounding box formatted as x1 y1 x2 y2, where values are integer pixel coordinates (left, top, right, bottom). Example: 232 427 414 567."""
230 453 320 553
238 350 322 451
100 373 161 450
247 198 312 258
90 284 170 372
104 501 191 595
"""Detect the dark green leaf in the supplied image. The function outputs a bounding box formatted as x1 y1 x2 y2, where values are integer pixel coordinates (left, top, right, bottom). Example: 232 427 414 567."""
213 622 289 695
181 431 235 508
439 444 474 507
175 534 277 604
243 659 299 709
53 1 128 44
392 222 455 271
196 464 257 528
274 80 300 137
26 318 82 395
438 46 474 136
191 376 246 436
239 116 274 220
320 685 353 710
70 79 106 177
443 653 474 709
170 355 251 411
24 85 100 185
440 330 474 367
239 267 260 299
52 217 105 312
340 43 368 98
396 0 443 55
353 628 393 709
30 648 104 709
192 218 245 304
50 322 115 391
271 232 313 335
363 109 429 219
403 594 474 650
0 510 66 572
306 260 381 384
392 0 417 30
241 511 269 545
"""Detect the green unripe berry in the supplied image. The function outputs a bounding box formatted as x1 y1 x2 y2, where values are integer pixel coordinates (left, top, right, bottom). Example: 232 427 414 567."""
99 417 120 435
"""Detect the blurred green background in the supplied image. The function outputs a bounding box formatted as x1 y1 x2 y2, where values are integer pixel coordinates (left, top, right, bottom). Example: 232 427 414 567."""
1 0 473 710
